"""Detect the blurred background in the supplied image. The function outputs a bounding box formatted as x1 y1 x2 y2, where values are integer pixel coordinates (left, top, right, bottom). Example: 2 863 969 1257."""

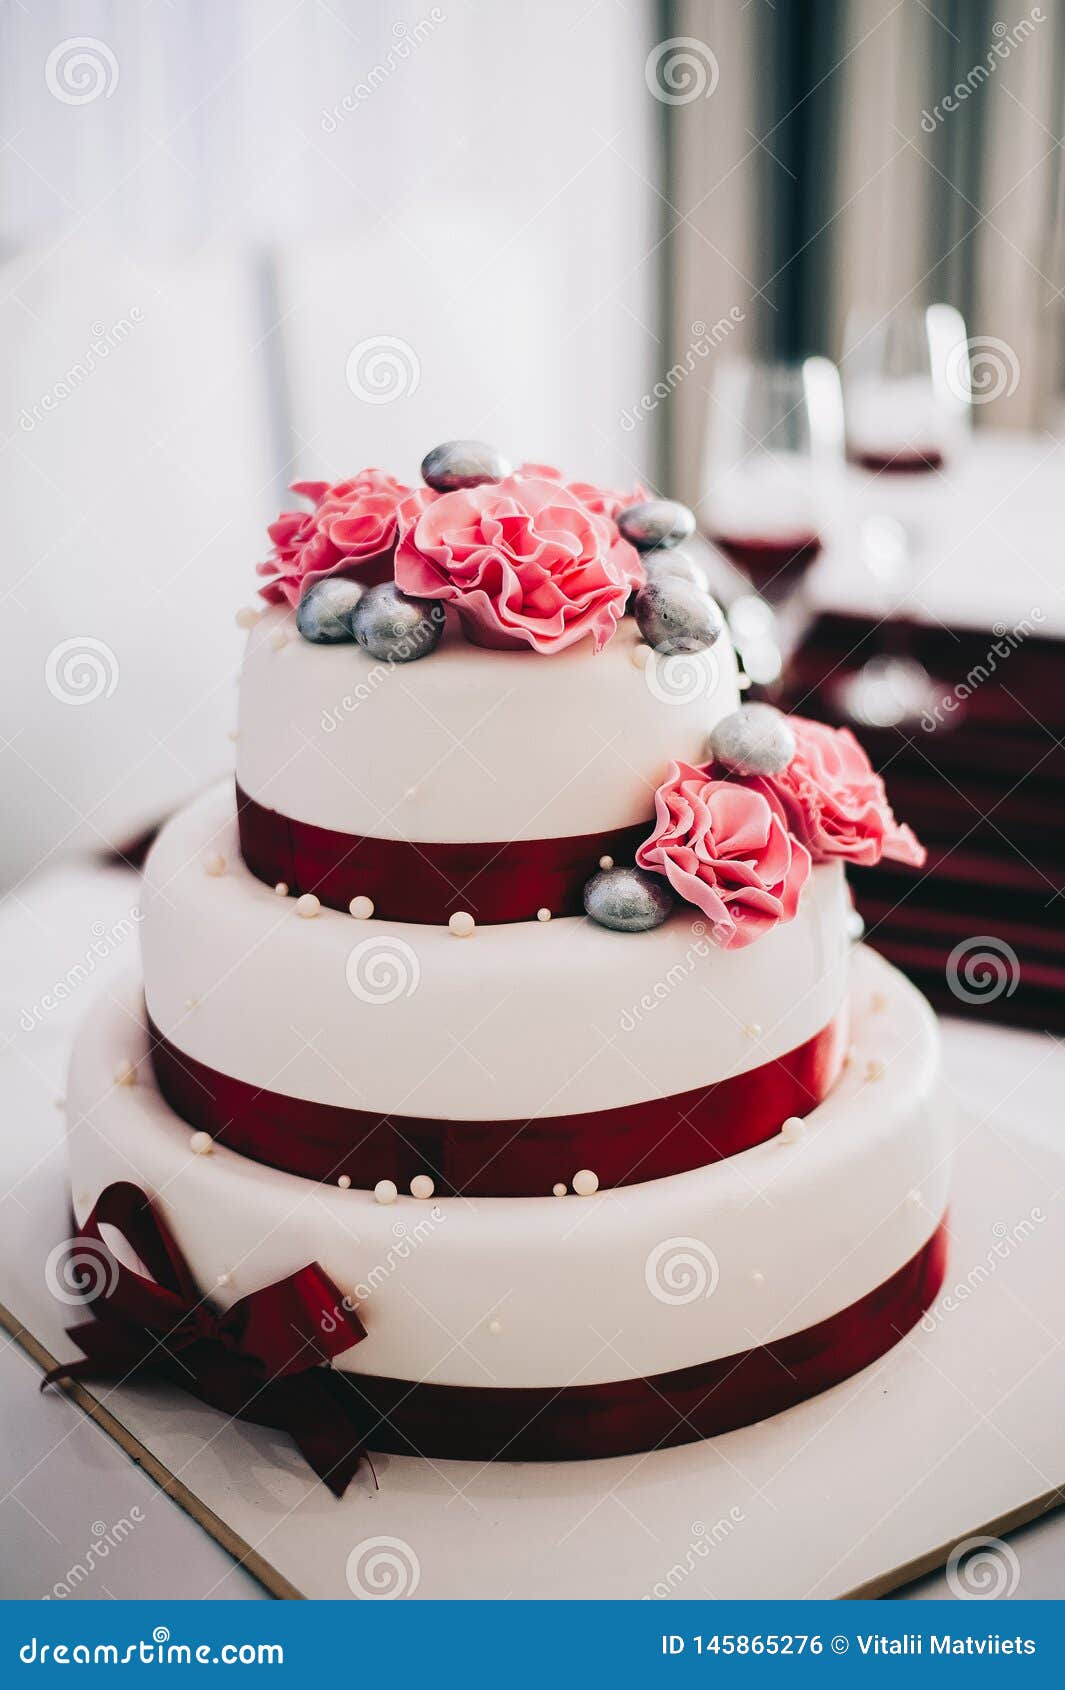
3 0 1063 1025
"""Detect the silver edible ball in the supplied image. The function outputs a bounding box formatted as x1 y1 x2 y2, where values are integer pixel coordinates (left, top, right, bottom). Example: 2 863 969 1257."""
295 576 364 644
421 440 511 492
634 579 724 655
708 704 797 776
351 582 446 663
643 548 709 593
617 499 696 553
583 866 673 933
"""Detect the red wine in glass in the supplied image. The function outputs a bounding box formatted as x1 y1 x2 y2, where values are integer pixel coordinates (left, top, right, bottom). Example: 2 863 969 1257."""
703 358 842 621
712 530 823 603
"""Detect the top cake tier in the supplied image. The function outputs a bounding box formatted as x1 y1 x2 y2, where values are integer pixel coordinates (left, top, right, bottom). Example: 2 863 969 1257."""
237 605 738 908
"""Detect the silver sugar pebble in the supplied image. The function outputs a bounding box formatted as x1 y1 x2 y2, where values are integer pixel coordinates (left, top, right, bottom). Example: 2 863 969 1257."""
421 439 511 492
634 579 724 656
643 548 709 593
352 582 445 663
296 576 365 644
617 499 696 553
708 704 797 776
583 866 673 933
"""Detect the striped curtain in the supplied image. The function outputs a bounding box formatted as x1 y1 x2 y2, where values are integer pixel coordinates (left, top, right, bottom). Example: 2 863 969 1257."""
664 0 1065 501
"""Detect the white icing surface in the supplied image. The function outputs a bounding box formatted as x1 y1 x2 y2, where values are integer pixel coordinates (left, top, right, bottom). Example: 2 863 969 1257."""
236 606 739 842
141 784 850 1120
67 948 948 1388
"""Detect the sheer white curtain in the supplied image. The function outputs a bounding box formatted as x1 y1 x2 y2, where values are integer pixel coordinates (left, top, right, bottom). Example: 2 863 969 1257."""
0 0 661 886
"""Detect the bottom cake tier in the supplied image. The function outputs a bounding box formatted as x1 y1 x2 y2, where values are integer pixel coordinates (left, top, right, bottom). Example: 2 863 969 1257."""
64 946 949 1462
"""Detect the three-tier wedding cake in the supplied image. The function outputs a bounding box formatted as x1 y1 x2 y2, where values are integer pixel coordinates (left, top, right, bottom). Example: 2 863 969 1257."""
60 444 949 1490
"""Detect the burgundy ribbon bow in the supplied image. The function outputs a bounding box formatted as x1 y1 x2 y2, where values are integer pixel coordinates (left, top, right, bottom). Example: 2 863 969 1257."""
43 1182 370 1497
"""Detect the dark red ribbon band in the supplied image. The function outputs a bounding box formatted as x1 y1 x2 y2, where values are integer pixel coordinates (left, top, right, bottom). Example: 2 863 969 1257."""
294 1219 950 1463
44 1182 369 1496
236 781 651 924
148 1010 846 1196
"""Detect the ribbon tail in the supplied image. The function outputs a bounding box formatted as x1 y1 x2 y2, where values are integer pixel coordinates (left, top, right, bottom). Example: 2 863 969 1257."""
42 1319 158 1392
254 1372 371 1499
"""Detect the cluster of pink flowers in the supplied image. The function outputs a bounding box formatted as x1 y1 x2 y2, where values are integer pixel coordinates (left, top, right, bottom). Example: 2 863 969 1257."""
637 716 925 950
258 464 645 653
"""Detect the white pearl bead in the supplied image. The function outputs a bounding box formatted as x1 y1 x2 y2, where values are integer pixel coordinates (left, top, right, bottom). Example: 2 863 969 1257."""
183 998 197 1011
552 1183 567 1198
573 1168 599 1197
189 1131 213 1156
273 881 289 897
487 1318 502 1336
780 1116 806 1144
866 1058 886 1081
204 853 226 877
744 1022 762 1039
751 1269 766 1285
907 1189 924 1208
871 991 888 1013
349 895 374 920
373 1179 398 1205
235 606 261 629
112 1061 136 1088
337 1174 352 1190
449 911 475 937
737 671 753 691
630 643 652 669
295 893 321 919
216 1272 231 1287
598 855 614 871
536 907 551 922
410 1174 435 1200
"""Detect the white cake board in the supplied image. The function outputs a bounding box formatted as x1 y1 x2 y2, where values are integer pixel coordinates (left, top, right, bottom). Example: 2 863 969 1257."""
1 867 1064 1600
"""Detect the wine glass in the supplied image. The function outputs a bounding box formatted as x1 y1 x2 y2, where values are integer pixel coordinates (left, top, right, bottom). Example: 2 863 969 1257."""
836 304 970 728
844 304 969 473
700 356 845 683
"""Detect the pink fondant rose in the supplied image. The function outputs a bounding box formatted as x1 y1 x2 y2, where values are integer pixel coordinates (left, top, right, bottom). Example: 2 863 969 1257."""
395 473 639 653
518 463 648 589
747 717 926 869
636 761 811 949
258 470 433 607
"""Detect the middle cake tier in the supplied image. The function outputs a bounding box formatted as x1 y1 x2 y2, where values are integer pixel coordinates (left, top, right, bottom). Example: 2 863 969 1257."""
142 784 851 1196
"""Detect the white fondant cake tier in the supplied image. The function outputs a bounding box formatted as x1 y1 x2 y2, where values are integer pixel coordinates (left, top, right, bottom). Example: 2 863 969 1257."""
141 784 849 1122
236 606 739 843
68 947 947 1390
